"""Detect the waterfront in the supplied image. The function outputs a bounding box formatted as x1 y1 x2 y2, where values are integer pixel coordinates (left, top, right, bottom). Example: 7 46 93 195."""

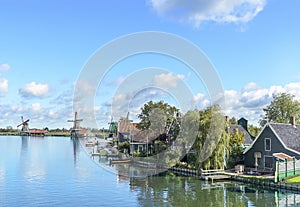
1 136 300 207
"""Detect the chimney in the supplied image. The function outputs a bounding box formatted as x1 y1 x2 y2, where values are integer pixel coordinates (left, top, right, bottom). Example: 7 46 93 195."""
290 116 296 126
225 116 229 123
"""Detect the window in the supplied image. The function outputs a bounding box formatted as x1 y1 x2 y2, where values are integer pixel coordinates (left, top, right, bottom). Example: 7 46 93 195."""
265 138 271 151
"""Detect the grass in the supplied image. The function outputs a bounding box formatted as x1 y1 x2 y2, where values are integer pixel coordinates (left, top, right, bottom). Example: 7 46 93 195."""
286 175 300 184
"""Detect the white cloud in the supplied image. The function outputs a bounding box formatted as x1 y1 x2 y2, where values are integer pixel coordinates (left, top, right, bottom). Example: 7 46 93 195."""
0 77 8 93
153 72 184 90
191 81 300 125
31 103 41 111
0 64 10 72
19 82 50 98
243 82 259 91
150 0 266 26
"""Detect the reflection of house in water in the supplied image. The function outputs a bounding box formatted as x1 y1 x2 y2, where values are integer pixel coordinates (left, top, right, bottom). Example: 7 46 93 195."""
226 183 300 207
277 193 300 206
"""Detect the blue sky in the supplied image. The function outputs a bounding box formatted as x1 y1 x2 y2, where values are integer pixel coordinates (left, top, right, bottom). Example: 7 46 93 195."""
0 0 300 129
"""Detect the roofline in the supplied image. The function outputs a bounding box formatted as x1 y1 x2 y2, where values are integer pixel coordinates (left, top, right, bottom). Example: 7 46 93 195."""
244 123 300 155
268 124 300 155
243 123 268 154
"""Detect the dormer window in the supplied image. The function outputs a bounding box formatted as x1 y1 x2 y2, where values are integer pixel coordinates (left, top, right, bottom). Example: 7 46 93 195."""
265 138 271 151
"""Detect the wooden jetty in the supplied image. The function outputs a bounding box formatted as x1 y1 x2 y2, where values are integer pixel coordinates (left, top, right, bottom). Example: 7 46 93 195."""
200 169 231 181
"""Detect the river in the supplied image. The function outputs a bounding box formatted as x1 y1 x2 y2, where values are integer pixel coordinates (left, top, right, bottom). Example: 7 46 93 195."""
0 136 299 207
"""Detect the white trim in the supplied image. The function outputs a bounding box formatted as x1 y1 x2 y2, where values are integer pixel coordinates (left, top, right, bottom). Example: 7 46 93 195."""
244 123 269 154
264 138 271 151
268 124 300 155
244 123 300 156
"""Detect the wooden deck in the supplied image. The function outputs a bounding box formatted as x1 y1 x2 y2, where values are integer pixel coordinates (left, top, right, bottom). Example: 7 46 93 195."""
201 169 231 181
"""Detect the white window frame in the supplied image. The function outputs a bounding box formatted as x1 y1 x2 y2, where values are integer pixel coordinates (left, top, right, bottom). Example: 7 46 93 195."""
265 138 271 151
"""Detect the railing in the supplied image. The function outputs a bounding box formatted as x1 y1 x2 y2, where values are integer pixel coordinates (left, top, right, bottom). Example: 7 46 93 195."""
275 158 300 182
200 169 225 176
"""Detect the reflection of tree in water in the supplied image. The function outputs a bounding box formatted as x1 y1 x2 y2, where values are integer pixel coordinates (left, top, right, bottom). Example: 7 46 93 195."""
129 175 299 207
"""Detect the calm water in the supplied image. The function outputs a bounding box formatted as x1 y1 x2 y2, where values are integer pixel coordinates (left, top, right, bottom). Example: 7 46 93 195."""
0 136 299 207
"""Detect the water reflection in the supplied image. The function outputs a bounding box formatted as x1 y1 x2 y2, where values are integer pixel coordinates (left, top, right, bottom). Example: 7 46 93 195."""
21 136 28 154
129 175 300 207
71 137 79 166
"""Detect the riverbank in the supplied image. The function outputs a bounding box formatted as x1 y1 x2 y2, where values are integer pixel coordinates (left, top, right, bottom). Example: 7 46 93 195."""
0 132 70 137
169 166 300 194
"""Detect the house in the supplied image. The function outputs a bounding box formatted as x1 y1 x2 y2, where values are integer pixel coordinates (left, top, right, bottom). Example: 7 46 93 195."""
244 117 300 172
117 117 167 155
229 117 255 148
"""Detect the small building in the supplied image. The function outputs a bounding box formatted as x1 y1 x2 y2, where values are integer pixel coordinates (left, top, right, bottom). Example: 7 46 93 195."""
229 117 255 149
29 128 47 136
244 117 300 172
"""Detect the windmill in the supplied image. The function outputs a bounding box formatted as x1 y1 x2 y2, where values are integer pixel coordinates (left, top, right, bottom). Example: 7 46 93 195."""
68 112 83 137
108 117 117 138
17 116 30 135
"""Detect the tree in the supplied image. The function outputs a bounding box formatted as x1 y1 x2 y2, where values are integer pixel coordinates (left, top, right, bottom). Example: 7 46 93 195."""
136 100 179 136
190 105 228 170
260 93 300 126
248 124 260 137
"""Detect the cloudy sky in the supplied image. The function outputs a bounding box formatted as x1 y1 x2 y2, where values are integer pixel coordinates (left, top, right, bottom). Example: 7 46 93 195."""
0 0 300 129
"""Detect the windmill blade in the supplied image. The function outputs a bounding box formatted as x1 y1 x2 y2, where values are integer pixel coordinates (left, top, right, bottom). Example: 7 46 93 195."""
17 119 30 127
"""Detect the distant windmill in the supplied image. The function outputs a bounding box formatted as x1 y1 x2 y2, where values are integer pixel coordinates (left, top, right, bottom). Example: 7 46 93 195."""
68 112 83 137
108 117 117 138
17 116 30 135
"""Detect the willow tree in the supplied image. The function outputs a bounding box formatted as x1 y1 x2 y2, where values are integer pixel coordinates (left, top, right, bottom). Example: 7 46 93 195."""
190 105 228 170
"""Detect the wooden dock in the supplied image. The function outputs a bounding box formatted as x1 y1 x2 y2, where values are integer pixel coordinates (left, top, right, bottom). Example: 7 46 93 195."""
200 169 231 181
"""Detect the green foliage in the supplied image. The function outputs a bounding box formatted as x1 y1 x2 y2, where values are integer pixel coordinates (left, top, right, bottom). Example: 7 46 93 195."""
136 101 179 135
248 124 261 137
182 105 247 170
153 140 167 154
229 117 237 125
227 128 245 168
260 93 300 126
118 141 130 154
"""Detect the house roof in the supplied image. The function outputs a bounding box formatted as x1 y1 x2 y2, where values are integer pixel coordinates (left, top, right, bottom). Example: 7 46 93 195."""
269 123 300 153
273 152 294 161
229 125 253 145
244 122 300 155
118 119 132 133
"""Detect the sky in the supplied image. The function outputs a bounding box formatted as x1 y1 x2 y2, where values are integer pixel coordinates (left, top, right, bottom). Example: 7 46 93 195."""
0 0 300 129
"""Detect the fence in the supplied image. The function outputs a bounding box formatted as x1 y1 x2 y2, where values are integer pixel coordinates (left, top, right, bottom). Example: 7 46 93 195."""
275 158 300 182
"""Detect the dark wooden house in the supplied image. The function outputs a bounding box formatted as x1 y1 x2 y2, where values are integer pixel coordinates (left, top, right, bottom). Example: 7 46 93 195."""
244 117 300 172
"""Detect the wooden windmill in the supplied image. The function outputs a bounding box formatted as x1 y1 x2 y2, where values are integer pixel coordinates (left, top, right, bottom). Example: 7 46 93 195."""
68 112 83 137
17 116 30 135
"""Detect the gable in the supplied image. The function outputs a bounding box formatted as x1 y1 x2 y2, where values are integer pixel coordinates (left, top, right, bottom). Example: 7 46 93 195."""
244 123 300 155
270 123 300 153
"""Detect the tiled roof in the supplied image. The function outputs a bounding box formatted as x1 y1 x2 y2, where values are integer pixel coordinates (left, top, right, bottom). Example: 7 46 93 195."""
118 120 132 133
229 125 253 145
270 123 300 152
118 119 161 143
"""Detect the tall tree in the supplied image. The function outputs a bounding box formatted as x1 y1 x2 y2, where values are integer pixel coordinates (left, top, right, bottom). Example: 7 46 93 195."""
260 93 300 126
136 100 179 135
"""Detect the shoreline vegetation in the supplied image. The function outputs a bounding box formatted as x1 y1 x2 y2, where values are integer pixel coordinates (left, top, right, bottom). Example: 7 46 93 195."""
0 128 107 137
